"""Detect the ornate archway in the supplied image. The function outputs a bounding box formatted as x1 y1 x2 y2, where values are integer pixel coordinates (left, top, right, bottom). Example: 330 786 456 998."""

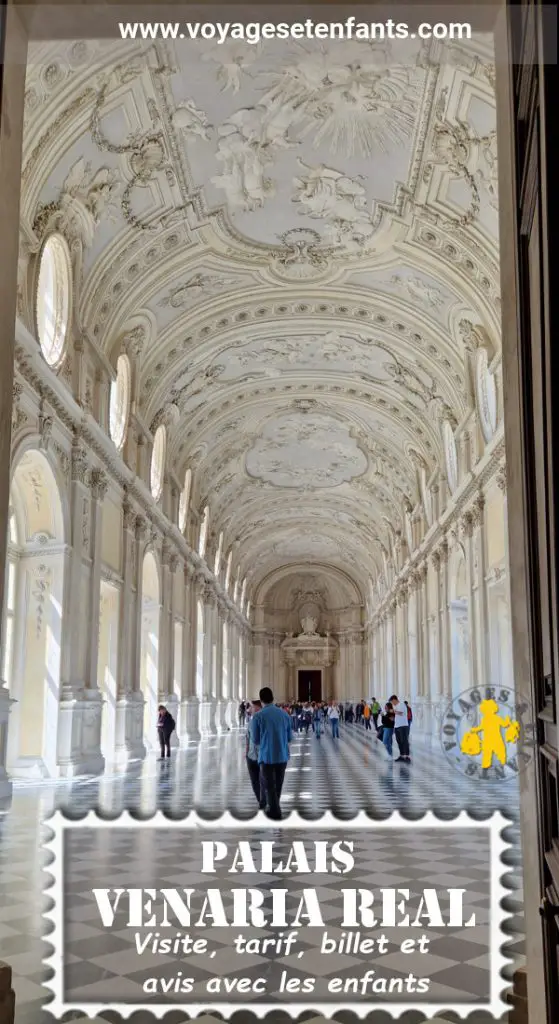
4 448 65 777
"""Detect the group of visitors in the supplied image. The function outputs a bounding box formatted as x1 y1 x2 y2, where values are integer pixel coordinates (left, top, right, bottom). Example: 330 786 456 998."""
243 689 413 819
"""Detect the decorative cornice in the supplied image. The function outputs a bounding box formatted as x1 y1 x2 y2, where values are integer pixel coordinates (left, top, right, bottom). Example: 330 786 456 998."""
370 436 504 627
14 321 251 630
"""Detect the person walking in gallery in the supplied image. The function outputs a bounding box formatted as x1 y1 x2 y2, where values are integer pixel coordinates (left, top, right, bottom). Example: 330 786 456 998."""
238 701 246 727
246 699 266 810
391 694 411 763
157 704 175 760
381 701 395 758
251 687 292 820
363 701 372 731
327 700 340 739
371 698 382 731
405 700 413 735
312 702 323 738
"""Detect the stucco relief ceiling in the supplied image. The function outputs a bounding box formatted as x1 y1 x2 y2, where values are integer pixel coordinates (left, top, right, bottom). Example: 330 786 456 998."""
245 412 368 489
21 33 500 599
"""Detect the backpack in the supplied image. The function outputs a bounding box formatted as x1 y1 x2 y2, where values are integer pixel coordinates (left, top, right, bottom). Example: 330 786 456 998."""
168 715 176 733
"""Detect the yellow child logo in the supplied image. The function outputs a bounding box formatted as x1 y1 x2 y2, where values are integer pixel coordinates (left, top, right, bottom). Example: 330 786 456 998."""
460 699 521 769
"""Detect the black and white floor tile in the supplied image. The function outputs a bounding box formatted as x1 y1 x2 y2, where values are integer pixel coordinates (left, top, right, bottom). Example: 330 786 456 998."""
0 723 523 1023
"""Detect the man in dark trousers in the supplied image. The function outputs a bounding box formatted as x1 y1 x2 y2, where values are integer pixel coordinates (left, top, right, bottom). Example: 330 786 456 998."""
251 686 292 820
246 699 266 809
157 704 175 759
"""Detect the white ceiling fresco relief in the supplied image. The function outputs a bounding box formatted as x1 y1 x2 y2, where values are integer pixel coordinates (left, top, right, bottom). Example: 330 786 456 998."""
245 412 368 489
21 32 501 598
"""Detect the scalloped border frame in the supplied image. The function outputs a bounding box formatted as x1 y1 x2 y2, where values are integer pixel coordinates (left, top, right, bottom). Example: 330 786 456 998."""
43 809 511 1020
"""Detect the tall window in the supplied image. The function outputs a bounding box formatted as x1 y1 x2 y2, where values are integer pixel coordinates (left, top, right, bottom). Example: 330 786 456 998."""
109 354 131 450
150 424 167 501
199 506 209 557
178 468 192 532
442 420 458 494
240 577 247 608
420 467 432 526
36 233 72 367
233 569 240 602
214 532 224 576
246 600 251 620
224 550 232 591
2 511 18 686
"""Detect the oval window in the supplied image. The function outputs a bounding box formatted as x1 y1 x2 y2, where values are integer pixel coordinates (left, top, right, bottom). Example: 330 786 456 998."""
476 348 498 442
36 233 72 367
150 425 166 501
178 468 192 532
109 354 130 450
443 420 458 493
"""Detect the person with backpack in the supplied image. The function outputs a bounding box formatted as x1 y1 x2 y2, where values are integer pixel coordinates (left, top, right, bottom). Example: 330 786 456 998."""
157 704 175 759
371 698 382 731
405 701 413 731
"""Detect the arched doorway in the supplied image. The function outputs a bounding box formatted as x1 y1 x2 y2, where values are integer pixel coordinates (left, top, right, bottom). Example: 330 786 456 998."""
450 546 472 698
3 449 65 777
140 551 160 752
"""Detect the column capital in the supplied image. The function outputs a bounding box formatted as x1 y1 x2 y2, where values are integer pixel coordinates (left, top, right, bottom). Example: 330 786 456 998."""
135 515 149 541
461 510 475 538
496 464 507 493
122 498 136 532
71 435 89 483
431 550 441 571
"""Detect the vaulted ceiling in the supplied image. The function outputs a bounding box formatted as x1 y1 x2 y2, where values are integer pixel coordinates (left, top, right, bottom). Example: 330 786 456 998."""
21 33 500 602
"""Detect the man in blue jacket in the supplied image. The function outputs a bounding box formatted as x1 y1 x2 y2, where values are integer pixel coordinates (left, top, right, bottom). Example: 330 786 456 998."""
251 687 292 820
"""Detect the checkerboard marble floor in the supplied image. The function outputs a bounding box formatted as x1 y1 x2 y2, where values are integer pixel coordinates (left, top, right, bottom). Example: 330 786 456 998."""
0 724 523 1023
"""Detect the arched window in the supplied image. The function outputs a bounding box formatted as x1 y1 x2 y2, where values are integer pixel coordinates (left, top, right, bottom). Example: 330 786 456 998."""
224 550 232 591
233 569 240 602
476 348 498 443
178 468 192 532
199 506 209 557
240 577 247 609
246 600 251 620
442 420 458 494
150 425 166 501
109 354 131 450
36 233 72 367
214 531 224 576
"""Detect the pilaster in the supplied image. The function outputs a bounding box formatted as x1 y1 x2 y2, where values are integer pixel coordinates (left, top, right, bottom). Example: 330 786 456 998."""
199 584 217 736
179 561 201 745
57 437 105 776
114 498 145 765
159 545 180 746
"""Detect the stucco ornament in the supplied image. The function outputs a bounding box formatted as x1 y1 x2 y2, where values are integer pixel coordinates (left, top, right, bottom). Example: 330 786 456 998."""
292 161 375 250
261 44 419 157
34 157 120 247
212 106 294 213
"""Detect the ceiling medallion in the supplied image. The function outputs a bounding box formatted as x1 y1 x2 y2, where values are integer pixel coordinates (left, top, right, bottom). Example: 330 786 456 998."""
271 229 336 280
